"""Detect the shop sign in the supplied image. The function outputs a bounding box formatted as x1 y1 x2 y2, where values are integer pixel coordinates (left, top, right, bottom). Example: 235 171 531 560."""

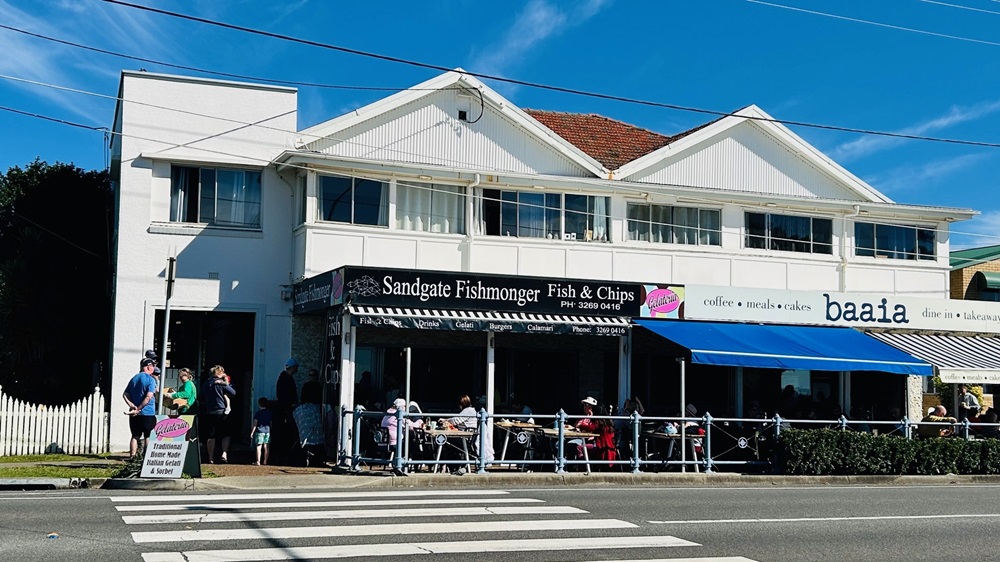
293 271 339 314
140 415 193 478
682 285 1000 333
334 266 644 317
323 308 343 385
351 314 627 336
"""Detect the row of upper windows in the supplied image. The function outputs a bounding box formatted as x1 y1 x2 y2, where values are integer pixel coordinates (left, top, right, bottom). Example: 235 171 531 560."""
168 166 936 260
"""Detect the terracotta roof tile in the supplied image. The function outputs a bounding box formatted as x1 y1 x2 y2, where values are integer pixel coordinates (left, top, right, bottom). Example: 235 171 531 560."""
524 109 715 171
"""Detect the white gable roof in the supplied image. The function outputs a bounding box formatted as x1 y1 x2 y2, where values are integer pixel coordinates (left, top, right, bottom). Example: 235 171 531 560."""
615 105 893 203
297 70 608 178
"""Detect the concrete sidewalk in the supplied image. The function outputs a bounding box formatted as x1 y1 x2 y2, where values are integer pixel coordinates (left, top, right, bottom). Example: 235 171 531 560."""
5 458 1000 491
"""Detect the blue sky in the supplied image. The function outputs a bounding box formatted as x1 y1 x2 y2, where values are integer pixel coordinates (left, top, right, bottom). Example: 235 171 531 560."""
2 0 999 248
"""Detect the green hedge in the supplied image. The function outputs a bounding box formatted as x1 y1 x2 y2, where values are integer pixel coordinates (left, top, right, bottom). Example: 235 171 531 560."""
777 429 1000 475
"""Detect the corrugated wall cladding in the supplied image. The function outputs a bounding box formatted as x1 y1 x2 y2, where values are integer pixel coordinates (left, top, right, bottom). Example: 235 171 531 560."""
305 90 592 176
624 122 863 201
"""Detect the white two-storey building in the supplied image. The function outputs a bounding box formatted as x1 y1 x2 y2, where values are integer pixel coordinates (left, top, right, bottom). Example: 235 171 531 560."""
109 69 975 452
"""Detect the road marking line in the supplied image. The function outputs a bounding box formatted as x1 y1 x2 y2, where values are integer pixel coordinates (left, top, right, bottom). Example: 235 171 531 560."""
123 505 586 524
111 489 509 503
131 517 635 543
117 497 542 512
582 559 757 562
648 513 1000 524
141 535 700 561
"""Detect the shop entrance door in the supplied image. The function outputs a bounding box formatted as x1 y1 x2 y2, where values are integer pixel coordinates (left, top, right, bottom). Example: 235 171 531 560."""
153 310 256 441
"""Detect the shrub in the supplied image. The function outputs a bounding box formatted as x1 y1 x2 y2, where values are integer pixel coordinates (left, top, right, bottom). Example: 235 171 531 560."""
777 429 1000 475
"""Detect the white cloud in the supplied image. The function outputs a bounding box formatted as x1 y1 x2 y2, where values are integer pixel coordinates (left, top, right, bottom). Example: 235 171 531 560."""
470 0 611 81
867 153 988 194
0 0 176 124
952 210 1000 249
832 100 1000 162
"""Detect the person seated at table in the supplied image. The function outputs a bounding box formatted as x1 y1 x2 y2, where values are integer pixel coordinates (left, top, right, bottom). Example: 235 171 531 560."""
579 405 616 470
918 405 957 438
976 407 999 439
566 397 598 462
510 395 534 424
441 394 477 430
615 396 644 451
381 398 423 448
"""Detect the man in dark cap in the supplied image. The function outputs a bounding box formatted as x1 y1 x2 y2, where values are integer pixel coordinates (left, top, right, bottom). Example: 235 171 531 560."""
123 358 158 458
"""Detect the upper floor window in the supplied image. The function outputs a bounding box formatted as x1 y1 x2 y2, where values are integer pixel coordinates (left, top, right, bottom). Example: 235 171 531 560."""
855 222 935 260
396 182 465 234
480 190 609 241
627 204 721 246
745 212 832 254
318 175 387 226
170 166 261 228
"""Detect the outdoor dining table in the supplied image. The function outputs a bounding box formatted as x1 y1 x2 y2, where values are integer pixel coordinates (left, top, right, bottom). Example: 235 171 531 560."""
424 427 476 473
642 430 701 472
537 427 599 474
495 420 541 465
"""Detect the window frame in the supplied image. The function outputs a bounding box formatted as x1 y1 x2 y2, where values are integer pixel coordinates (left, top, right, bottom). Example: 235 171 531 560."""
481 189 610 242
169 164 262 229
316 174 389 227
744 211 833 255
854 221 936 261
626 202 722 246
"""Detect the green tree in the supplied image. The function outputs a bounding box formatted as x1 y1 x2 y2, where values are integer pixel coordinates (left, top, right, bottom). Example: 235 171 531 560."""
0 160 112 404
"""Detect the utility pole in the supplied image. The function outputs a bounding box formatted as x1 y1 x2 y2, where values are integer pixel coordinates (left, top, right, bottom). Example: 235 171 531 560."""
157 254 176 415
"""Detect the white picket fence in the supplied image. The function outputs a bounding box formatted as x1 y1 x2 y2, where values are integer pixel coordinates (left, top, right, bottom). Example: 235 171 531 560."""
0 385 109 456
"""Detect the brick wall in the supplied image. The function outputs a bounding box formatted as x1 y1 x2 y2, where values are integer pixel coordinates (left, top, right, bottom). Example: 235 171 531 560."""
950 258 1000 299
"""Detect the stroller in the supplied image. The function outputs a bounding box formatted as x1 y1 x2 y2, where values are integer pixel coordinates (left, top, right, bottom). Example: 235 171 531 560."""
292 403 326 466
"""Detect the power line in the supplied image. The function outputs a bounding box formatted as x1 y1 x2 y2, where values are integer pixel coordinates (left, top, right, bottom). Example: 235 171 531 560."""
0 23 453 93
0 105 103 131
96 0 1000 150
746 0 1000 47
918 0 1000 16
1 81 996 248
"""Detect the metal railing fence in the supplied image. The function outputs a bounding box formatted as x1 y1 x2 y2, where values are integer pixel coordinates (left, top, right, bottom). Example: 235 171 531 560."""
337 406 1000 474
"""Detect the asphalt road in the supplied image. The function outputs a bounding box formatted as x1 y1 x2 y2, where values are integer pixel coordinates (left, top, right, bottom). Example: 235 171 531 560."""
1 484 997 561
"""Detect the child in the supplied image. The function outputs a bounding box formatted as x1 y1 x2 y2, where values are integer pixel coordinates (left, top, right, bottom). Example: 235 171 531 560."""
250 397 272 465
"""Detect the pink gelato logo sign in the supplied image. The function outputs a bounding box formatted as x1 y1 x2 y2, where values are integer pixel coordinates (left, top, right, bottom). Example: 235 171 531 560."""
153 418 190 441
646 288 680 314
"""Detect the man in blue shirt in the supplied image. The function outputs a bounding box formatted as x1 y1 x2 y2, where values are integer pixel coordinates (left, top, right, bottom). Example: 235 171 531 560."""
123 358 159 458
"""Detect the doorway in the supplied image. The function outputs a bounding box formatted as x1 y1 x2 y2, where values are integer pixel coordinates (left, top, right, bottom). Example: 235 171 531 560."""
153 310 256 442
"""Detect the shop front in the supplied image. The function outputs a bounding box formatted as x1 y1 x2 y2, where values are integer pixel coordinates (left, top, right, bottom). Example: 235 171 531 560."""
293 266 638 456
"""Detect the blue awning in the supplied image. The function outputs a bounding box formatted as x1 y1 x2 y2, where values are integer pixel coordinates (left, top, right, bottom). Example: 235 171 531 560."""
634 319 932 376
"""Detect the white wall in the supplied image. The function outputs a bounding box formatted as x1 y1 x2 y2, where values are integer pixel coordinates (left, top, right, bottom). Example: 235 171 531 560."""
109 73 297 451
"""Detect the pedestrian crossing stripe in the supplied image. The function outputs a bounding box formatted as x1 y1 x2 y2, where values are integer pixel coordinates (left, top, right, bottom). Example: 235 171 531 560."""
132 518 637 543
111 489 510 503
116 496 543 511
122 504 585 525
140 535 702 562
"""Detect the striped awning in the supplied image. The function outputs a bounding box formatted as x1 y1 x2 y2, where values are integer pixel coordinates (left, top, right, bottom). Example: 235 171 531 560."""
348 306 629 336
867 332 1000 384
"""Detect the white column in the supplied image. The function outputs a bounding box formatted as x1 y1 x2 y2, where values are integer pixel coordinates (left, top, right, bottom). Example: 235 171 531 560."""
486 331 496 460
338 317 356 459
617 332 631 409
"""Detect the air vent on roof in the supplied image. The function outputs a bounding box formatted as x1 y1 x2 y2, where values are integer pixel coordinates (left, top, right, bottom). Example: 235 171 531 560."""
208 272 219 280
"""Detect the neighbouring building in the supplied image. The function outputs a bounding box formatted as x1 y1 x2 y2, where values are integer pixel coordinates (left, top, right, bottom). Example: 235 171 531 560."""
108 68 984 453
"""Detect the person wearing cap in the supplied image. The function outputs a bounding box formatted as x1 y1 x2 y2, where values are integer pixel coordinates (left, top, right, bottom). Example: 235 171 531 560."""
122 358 158 458
569 397 599 462
381 397 423 447
273 358 300 465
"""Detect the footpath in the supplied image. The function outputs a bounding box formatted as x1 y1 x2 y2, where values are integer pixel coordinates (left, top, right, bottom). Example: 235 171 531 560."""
3 458 1000 491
